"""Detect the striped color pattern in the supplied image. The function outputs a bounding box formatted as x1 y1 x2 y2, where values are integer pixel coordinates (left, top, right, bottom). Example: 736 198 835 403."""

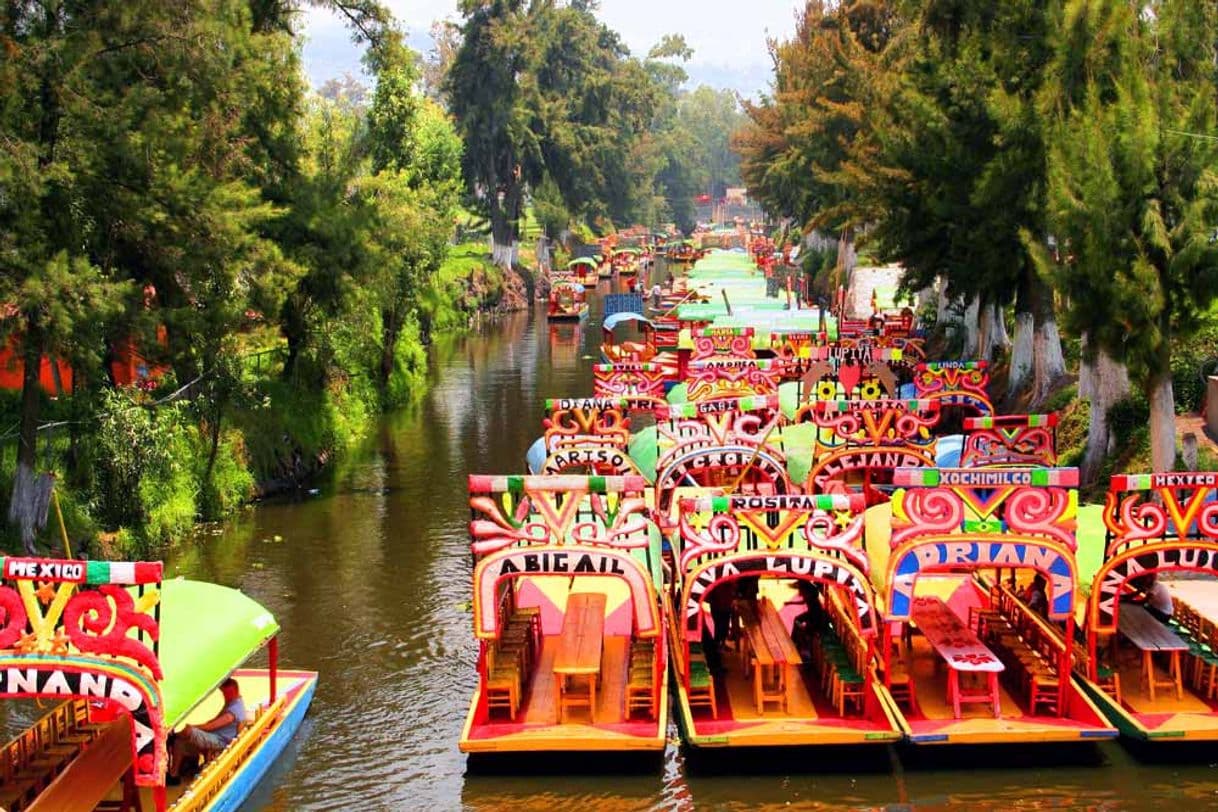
0 558 162 584
544 397 628 411
893 467 1080 487
815 398 935 413
680 493 865 513
467 475 649 494
1110 472 1218 491
661 393 779 419
963 413 1059 430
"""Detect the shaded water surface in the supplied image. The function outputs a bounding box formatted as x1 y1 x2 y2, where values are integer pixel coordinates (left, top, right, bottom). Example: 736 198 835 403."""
157 279 1218 810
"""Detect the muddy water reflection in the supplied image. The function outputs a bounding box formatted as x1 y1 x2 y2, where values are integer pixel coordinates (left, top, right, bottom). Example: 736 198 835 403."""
164 285 1218 810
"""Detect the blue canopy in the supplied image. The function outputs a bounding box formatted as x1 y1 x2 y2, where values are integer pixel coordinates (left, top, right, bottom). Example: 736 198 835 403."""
525 436 547 474
935 434 964 468
603 312 653 332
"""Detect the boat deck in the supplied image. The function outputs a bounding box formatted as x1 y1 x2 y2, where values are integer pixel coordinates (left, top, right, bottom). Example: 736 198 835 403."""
1110 647 1218 738
899 636 1104 743
684 646 900 747
462 635 666 752
7 669 314 812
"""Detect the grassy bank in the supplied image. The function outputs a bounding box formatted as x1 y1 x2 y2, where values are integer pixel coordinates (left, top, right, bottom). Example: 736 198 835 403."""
0 243 509 558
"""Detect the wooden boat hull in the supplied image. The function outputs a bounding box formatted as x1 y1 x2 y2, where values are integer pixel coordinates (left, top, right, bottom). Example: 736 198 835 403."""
174 668 317 811
673 675 902 749
891 675 1117 745
1075 667 1218 742
664 593 903 749
879 578 1116 746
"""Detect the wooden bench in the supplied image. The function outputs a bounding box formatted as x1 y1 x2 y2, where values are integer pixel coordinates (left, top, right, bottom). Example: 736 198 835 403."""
0 700 103 811
26 719 130 812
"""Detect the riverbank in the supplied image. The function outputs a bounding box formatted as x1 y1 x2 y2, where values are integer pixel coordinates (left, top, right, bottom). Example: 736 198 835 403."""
0 242 529 558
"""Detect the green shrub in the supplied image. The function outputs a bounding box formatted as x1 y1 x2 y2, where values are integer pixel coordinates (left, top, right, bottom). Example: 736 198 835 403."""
88 389 199 546
1108 394 1150 448
385 318 429 407
1172 319 1218 413
196 428 255 520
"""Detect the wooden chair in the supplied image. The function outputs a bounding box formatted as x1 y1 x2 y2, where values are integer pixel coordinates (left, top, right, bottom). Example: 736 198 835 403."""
885 663 915 710
626 640 657 720
687 647 717 718
1029 671 1060 716
485 656 523 720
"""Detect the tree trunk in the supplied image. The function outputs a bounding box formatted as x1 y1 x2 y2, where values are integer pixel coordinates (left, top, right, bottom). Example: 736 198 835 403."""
835 226 856 292
1009 282 1035 398
16 321 42 472
379 308 398 390
1029 273 1065 406
991 302 1010 351
977 301 1010 362
9 320 44 553
1146 361 1177 473
960 296 980 359
1080 339 1131 483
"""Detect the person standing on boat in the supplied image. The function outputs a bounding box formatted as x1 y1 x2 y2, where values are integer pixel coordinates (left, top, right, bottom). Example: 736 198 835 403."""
168 677 248 784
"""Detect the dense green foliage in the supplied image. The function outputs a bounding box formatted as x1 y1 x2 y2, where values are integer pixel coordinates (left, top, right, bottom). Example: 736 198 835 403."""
446 4 744 256
736 0 1218 471
0 2 486 552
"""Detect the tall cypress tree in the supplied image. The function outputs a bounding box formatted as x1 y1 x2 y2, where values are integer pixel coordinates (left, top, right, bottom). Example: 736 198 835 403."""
1037 0 1218 472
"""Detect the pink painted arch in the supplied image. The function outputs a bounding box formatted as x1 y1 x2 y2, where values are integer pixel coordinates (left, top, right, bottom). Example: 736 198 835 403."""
472 546 660 640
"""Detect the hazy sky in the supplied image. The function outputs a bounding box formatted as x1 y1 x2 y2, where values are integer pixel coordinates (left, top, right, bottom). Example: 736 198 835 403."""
301 1 800 98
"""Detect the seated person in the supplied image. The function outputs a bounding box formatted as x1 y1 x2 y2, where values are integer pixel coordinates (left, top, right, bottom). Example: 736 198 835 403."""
1143 573 1174 624
168 677 247 785
1022 574 1049 618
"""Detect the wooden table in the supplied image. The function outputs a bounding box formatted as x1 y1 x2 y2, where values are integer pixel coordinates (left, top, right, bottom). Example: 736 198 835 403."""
911 596 1004 718
739 598 802 713
1118 603 1187 702
554 593 607 723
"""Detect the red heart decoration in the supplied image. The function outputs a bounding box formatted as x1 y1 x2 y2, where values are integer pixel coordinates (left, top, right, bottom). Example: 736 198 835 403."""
839 363 863 395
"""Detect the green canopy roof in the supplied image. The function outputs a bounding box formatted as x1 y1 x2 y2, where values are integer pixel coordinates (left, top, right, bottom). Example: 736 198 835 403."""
158 579 279 726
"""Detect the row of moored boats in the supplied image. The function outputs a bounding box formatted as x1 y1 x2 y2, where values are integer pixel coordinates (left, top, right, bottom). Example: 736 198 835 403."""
461 243 1218 759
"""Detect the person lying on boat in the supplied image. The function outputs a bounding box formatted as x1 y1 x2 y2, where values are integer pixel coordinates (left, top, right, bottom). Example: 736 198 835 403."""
167 677 247 785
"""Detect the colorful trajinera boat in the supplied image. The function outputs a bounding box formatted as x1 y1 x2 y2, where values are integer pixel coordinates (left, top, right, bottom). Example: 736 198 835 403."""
564 258 599 286
1071 472 1218 741
670 493 903 747
525 397 646 477
873 468 1116 744
959 414 1059 468
0 557 316 811
459 475 668 754
599 313 678 383
611 249 641 277
547 280 589 321
807 398 939 503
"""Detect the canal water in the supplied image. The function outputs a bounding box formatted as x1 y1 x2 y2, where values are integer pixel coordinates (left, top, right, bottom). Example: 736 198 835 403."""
162 277 1218 810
